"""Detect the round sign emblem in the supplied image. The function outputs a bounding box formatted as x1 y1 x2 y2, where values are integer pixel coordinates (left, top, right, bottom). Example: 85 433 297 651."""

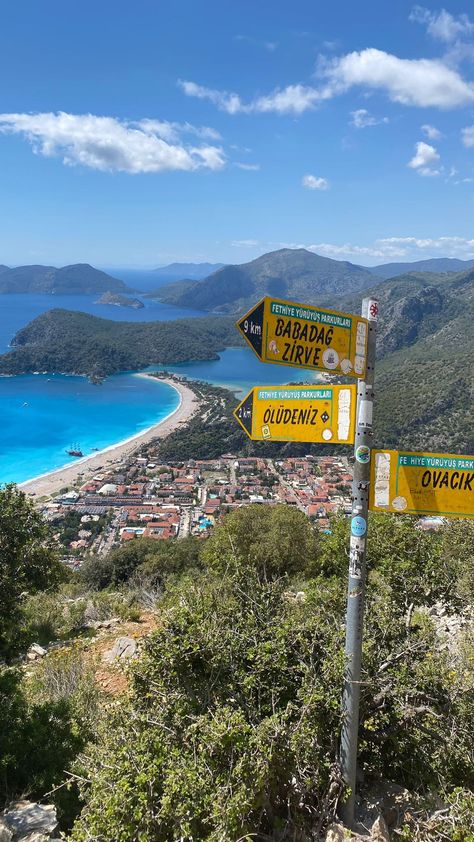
392 496 408 511
351 516 367 537
322 348 339 370
355 445 371 464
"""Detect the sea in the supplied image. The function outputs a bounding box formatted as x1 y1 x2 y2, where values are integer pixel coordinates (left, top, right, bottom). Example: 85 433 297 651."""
0 292 318 484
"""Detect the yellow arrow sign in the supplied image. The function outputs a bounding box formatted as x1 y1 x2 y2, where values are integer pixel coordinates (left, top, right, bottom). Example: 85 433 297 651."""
369 449 474 519
234 384 357 444
237 296 368 378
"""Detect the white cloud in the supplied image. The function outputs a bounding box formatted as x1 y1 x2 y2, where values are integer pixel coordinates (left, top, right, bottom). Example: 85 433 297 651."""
302 174 330 190
181 48 474 116
350 108 388 128
178 80 246 114
0 111 226 173
421 123 443 140
231 239 259 247
461 125 474 146
274 236 474 262
179 78 325 114
252 85 324 114
234 162 261 170
409 6 474 43
138 119 221 142
319 48 474 108
408 141 441 176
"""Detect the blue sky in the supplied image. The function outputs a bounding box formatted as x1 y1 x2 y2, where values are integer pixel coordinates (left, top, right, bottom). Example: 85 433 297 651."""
1 0 474 267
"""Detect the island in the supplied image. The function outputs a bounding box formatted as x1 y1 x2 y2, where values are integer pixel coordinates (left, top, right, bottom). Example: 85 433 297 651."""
95 291 144 309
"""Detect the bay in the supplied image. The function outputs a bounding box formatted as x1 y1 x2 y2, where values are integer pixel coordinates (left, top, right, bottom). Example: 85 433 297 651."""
0 296 321 485
149 347 321 396
0 372 180 485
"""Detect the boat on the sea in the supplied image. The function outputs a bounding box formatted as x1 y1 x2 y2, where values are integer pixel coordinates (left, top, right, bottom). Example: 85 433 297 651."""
66 443 84 457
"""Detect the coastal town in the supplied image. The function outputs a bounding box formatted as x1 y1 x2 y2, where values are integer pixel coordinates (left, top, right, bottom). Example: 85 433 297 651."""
38 449 354 564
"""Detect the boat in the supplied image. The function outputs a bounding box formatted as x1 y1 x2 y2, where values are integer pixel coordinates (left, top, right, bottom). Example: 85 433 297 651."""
66 443 84 457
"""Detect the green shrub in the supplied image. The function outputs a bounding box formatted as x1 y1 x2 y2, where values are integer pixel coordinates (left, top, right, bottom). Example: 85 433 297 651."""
202 503 319 579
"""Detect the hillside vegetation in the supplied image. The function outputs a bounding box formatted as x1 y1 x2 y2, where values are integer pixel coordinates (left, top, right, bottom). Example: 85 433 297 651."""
0 263 130 294
0 309 239 380
1 486 473 839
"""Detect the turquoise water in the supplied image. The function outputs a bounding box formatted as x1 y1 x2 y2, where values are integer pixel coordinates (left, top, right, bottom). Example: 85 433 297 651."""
0 348 319 484
0 295 321 485
151 347 321 397
0 372 179 484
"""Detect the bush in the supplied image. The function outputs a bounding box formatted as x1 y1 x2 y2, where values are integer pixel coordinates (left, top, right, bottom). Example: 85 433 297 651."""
202 503 319 579
80 536 201 591
0 484 62 658
71 569 345 842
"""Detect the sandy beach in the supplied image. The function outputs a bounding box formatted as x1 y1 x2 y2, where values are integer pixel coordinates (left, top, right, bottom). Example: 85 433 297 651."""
19 376 198 499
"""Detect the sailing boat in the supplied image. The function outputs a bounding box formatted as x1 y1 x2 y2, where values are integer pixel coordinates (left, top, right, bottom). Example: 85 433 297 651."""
66 443 84 457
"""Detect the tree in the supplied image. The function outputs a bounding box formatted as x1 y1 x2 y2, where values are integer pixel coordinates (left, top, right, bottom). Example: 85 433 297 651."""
0 484 61 658
202 503 319 579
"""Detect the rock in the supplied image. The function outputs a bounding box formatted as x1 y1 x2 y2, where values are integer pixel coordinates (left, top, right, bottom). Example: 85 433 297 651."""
103 636 137 663
90 618 119 630
371 815 391 842
2 802 58 839
26 644 47 661
0 818 13 842
325 823 346 842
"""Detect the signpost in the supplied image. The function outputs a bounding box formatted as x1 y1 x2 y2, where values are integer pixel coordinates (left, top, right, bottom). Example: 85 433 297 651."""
233 290 474 829
339 297 378 829
370 449 474 519
237 296 369 378
234 384 357 444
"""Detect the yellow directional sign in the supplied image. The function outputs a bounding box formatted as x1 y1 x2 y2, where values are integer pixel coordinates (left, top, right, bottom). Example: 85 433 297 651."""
369 450 474 519
237 296 368 378
234 384 357 444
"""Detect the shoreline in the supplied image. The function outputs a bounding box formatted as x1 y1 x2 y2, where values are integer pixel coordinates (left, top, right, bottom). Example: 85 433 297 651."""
18 376 198 499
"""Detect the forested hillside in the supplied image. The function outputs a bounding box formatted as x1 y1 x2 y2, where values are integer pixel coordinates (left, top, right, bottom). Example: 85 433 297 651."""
0 310 240 380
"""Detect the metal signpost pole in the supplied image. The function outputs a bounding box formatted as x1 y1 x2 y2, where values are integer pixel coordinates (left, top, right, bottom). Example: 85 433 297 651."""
339 296 379 828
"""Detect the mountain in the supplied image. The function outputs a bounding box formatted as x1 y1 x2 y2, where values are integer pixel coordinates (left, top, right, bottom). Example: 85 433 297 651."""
1 265 472 452
0 263 131 295
157 248 377 313
150 262 225 281
338 267 474 453
0 265 9 275
369 257 474 280
0 309 239 380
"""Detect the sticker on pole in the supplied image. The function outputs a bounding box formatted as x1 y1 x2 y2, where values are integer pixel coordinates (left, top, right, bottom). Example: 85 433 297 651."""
369 450 474 519
233 384 357 444
236 296 368 378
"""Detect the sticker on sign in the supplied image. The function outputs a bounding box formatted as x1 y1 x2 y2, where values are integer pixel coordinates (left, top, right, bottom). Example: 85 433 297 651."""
369 449 474 519
236 296 368 378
